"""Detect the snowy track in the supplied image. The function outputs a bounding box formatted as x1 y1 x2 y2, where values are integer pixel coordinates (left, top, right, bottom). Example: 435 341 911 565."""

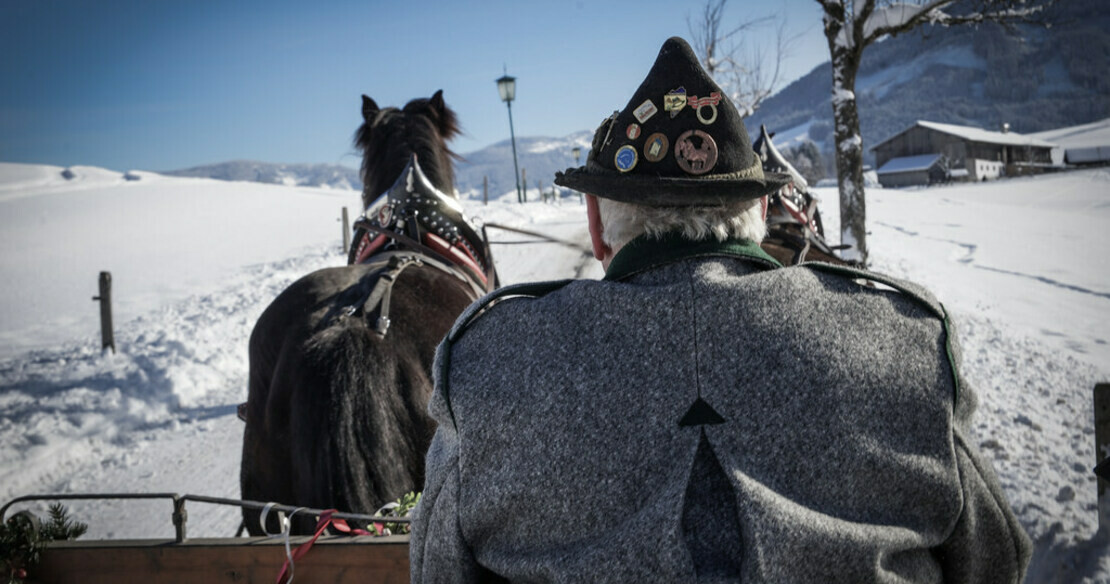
0 164 1107 580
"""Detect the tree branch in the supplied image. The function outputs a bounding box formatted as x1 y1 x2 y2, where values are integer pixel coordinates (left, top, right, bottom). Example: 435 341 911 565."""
863 0 1053 46
688 0 795 115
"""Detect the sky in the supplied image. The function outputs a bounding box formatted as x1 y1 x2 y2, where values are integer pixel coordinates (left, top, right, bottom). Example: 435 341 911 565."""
0 0 830 173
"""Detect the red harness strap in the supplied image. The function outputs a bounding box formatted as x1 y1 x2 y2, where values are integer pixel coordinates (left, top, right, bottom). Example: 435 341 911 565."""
275 510 373 584
423 231 488 288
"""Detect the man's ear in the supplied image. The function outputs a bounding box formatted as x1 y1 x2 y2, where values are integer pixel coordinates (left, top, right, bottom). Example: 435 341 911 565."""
760 195 769 221
586 194 612 263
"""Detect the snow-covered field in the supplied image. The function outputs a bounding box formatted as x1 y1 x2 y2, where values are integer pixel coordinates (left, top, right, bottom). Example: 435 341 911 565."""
0 162 1107 581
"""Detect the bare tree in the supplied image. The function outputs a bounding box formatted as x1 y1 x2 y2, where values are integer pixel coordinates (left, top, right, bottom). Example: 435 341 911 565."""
687 0 796 117
816 0 1052 265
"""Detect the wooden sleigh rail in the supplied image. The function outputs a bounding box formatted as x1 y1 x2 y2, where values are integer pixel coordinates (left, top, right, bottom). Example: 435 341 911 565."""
3 493 412 583
32 535 410 584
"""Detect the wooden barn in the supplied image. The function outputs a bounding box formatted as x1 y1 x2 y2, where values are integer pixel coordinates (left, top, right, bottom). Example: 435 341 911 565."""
875 153 949 188
872 120 1057 187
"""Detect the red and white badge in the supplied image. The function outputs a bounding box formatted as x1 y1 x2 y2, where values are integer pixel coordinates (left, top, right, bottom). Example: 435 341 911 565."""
626 123 641 140
633 99 658 123
687 92 722 125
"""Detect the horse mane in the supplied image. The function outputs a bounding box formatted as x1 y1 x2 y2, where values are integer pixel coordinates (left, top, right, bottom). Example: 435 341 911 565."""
354 91 462 209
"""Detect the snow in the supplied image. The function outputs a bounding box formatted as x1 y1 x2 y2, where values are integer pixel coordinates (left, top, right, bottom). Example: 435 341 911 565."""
760 121 815 151
834 1 934 51
527 139 588 155
1032 118 1110 166
839 132 863 152
916 120 1057 149
877 153 943 173
862 2 933 39
857 44 985 100
832 87 856 105
1 163 1108 580
0 163 360 361
1032 118 1110 150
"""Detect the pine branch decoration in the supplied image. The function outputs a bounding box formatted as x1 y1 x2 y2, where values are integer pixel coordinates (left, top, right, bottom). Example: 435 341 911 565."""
1 505 87 584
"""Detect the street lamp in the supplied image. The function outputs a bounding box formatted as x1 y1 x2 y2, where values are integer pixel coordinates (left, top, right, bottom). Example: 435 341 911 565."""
496 70 523 204
572 146 581 166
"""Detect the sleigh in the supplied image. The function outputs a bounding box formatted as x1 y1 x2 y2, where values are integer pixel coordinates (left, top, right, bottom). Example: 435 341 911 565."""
2 493 412 583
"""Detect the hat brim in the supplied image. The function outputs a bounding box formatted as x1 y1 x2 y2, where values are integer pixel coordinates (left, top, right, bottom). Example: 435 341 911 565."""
554 167 793 206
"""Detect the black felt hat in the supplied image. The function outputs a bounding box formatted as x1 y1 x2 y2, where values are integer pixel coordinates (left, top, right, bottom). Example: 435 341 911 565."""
554 36 791 206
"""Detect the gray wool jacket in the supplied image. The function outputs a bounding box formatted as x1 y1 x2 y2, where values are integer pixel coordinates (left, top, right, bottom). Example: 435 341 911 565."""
410 234 1031 583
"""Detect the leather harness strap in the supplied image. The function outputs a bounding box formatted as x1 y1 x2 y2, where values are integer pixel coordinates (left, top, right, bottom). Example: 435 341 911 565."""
766 195 847 265
341 250 486 338
353 219 492 293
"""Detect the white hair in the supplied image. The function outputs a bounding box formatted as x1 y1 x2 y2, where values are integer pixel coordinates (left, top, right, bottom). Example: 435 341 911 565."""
597 197 767 251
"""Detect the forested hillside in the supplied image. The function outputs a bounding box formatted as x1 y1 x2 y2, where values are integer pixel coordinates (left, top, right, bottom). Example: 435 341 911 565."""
746 0 1108 181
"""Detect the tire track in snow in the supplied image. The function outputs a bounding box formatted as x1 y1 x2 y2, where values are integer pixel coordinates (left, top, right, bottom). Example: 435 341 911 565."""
875 220 1108 298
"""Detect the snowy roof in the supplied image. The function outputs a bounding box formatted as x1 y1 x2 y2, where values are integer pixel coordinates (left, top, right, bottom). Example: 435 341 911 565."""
877 153 943 174
1030 117 1110 149
873 120 1057 151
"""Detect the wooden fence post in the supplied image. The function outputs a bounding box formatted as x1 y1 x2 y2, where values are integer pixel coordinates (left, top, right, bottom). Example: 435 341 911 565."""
483 176 488 205
1095 383 1110 527
521 168 527 202
92 272 115 353
341 207 350 255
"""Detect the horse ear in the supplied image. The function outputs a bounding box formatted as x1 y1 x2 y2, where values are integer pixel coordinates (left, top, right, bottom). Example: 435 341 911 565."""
362 95 379 122
427 89 459 139
429 90 445 114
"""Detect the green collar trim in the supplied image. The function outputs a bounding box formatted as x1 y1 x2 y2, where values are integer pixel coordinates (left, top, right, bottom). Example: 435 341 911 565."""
604 232 782 281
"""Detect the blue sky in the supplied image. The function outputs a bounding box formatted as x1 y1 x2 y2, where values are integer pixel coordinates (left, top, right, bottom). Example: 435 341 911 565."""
1 0 829 172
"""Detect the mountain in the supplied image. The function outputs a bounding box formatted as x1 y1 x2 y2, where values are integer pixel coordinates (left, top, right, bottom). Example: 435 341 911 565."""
165 1 1108 197
163 160 361 190
745 0 1109 181
458 0 1108 191
159 132 596 200
454 131 593 199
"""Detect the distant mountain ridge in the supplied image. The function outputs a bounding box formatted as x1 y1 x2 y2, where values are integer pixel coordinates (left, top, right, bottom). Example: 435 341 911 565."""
163 160 361 190
158 133 596 199
454 132 593 199
167 0 1107 193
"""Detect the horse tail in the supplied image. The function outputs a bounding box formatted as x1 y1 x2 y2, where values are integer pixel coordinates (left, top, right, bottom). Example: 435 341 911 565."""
301 316 433 524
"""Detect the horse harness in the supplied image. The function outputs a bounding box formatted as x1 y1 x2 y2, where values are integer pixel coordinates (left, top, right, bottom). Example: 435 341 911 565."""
341 155 495 338
765 189 848 265
339 249 486 339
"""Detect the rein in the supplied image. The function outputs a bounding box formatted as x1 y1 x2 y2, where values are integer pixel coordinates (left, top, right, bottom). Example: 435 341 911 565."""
481 222 591 253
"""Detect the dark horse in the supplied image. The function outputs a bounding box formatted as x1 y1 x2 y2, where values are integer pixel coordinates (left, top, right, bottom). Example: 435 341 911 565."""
753 124 856 267
240 91 496 535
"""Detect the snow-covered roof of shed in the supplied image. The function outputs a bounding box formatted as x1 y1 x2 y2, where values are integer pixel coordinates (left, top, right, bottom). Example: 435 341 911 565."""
877 153 943 174
1030 117 1110 149
872 120 1058 151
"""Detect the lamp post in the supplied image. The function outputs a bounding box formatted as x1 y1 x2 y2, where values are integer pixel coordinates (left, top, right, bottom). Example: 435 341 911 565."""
496 71 523 204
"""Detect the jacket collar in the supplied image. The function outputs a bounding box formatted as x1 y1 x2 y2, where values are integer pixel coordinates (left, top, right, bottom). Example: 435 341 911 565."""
603 232 781 282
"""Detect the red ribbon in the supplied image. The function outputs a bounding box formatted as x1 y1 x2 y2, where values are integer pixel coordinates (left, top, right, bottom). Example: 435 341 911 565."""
687 92 722 108
275 510 374 584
